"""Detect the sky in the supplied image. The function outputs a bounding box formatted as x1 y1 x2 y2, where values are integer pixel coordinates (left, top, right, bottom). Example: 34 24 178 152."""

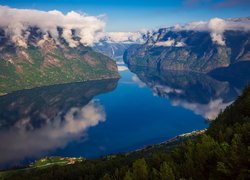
0 0 249 32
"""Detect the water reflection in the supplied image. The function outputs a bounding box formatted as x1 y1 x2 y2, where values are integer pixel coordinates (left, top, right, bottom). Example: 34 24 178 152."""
1 62 249 169
0 79 118 168
129 64 250 120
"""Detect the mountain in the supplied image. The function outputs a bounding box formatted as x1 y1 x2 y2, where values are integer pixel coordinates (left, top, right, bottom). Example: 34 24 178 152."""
93 41 132 61
93 31 152 61
124 18 250 73
209 61 250 89
0 27 120 95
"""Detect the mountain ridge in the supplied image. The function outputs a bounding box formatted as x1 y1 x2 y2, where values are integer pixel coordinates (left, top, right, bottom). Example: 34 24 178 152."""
124 18 250 73
0 27 120 94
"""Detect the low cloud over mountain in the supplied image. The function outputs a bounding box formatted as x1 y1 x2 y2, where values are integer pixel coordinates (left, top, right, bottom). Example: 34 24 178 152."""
0 6 106 47
172 17 250 45
0 6 148 48
0 6 249 49
148 17 250 46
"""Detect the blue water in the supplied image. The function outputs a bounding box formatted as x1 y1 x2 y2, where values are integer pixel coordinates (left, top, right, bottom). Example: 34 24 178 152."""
52 70 207 158
2 64 248 169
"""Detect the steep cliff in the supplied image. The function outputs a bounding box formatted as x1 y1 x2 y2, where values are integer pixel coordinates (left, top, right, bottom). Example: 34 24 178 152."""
124 18 250 73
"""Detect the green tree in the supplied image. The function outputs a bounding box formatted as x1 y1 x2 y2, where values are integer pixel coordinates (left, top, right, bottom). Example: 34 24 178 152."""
103 173 112 180
160 162 175 180
132 158 148 180
124 170 133 180
151 168 161 180
216 162 230 176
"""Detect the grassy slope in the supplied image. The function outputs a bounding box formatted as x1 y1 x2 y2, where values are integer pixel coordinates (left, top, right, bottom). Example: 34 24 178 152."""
0 46 119 94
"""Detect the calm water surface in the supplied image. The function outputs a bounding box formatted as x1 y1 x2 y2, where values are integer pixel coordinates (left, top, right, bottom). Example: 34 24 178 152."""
0 63 249 169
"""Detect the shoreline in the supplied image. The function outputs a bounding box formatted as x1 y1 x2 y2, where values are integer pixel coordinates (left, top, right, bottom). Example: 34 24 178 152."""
0 75 120 97
133 129 207 153
0 129 207 172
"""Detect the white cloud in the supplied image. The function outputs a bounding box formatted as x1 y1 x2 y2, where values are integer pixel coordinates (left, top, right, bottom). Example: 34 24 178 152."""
171 98 233 120
151 82 233 120
210 32 225 46
132 75 146 88
63 100 106 134
155 38 186 47
152 84 183 94
0 100 106 165
155 38 175 47
172 17 250 45
1 6 249 48
105 32 145 43
208 18 226 45
0 6 106 47
175 41 186 47
0 6 151 47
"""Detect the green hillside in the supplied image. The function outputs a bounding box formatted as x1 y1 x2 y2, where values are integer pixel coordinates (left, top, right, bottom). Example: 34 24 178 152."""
0 45 119 95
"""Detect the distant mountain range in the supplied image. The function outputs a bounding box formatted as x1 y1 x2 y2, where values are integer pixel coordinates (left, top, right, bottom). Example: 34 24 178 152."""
1 16 249 95
93 32 151 61
0 27 119 94
93 42 132 61
124 17 250 73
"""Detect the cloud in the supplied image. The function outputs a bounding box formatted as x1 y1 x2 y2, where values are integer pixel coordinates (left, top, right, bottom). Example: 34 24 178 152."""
152 84 183 94
150 82 232 119
155 38 175 46
63 100 106 134
175 41 186 47
155 37 186 47
171 98 233 120
132 75 146 88
0 6 106 47
104 32 146 43
0 100 106 165
0 6 150 47
172 17 250 45
208 18 227 45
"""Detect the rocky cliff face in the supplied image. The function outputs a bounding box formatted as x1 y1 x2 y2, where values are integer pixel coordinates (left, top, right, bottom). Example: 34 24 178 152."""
124 19 250 73
0 27 120 94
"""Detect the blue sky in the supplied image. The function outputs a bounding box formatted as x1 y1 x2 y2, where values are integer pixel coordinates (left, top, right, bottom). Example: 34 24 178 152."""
0 0 249 31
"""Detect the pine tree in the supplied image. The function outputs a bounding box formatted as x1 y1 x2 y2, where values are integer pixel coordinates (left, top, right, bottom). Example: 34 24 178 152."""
160 162 175 180
132 158 148 180
103 173 112 180
124 170 133 180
